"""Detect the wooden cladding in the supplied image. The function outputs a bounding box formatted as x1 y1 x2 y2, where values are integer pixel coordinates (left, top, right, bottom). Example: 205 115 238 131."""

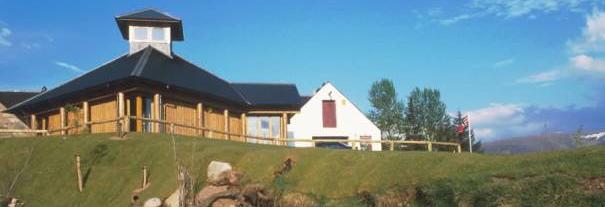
25 89 292 140
163 99 197 136
204 106 225 138
90 98 117 133
66 107 85 134
38 110 61 135
229 113 243 141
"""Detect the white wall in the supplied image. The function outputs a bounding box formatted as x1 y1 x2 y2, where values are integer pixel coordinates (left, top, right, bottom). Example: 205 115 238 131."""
288 82 382 151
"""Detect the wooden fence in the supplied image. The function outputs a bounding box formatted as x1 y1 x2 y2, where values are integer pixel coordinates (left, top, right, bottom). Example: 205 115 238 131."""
0 116 463 153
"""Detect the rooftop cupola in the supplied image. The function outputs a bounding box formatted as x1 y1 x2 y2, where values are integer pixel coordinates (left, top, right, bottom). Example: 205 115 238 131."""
115 9 183 56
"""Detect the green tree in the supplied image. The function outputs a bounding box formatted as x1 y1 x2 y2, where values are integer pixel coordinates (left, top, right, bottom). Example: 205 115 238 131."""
452 111 482 152
405 87 450 141
368 79 405 140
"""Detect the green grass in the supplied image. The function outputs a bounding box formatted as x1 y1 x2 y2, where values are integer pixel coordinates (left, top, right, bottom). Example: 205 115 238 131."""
0 133 603 206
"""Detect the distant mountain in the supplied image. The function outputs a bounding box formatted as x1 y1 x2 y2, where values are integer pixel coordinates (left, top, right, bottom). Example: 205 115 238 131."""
483 131 605 154
582 132 605 145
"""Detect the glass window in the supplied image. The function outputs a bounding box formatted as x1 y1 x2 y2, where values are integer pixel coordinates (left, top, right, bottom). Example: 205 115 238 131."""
152 27 165 41
270 117 281 138
133 27 148 40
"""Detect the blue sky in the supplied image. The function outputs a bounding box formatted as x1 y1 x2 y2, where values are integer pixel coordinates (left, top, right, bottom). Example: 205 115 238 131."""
1 0 605 141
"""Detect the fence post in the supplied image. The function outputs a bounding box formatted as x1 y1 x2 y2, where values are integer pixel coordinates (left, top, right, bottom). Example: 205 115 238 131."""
389 141 394 151
142 166 148 188
75 154 83 192
427 142 433 152
457 144 462 153
170 123 175 135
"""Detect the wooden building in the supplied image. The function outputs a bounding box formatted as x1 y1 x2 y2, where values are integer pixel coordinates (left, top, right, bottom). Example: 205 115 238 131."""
5 9 302 140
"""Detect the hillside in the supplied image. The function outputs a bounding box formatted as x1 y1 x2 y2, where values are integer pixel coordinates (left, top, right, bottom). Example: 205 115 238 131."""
482 130 605 154
0 133 604 206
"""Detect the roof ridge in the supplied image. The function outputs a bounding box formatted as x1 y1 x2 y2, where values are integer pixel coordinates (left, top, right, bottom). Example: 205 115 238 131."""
131 47 153 77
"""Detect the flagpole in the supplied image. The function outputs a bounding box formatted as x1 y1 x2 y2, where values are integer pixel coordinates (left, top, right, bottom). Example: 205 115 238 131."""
468 112 473 153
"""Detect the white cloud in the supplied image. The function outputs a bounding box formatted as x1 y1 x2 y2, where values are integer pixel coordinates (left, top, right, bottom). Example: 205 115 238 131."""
571 54 605 72
439 14 476 25
466 103 544 140
54 61 84 73
516 70 563 84
568 9 605 54
471 0 594 18
492 58 515 68
470 103 525 126
0 27 12 47
440 0 601 25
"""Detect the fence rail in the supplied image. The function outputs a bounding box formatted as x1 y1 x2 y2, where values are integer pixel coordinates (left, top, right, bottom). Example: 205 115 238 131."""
0 116 462 153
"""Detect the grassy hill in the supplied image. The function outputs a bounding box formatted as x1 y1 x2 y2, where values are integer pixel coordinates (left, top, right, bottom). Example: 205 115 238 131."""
0 133 604 206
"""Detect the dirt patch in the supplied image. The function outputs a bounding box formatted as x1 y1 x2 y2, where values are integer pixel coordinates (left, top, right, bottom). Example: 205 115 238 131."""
583 177 605 193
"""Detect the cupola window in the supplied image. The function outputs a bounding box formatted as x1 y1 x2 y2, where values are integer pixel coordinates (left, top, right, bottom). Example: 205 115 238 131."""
130 26 169 42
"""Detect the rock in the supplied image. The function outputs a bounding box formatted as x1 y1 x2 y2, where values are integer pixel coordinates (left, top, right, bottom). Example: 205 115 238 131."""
164 189 181 207
143 197 162 207
208 170 243 186
207 161 232 181
195 185 230 205
211 198 238 207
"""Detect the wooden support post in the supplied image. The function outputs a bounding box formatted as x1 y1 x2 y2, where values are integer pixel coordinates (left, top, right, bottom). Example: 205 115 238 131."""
124 99 130 132
117 92 125 135
196 103 203 136
83 101 89 133
241 113 246 142
153 94 161 133
60 107 66 135
75 154 83 192
30 114 36 130
427 142 433 152
42 118 47 136
457 144 462 153
390 141 394 151
224 109 229 140
282 113 288 146
142 166 148 188
136 96 143 132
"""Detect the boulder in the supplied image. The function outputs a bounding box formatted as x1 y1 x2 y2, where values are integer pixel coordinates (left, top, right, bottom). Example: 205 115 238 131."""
164 189 181 207
211 198 238 207
207 161 232 181
208 170 243 186
143 197 162 207
195 185 230 205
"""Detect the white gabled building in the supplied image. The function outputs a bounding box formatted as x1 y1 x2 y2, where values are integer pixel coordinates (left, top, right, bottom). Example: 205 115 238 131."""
288 82 382 151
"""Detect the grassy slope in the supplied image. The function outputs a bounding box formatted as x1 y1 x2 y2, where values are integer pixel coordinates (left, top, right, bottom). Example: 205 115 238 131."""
0 133 603 206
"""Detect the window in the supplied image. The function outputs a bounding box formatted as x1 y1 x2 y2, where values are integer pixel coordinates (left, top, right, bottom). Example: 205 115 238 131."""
133 27 148 40
322 100 337 128
131 26 168 42
246 116 282 144
152 27 165 41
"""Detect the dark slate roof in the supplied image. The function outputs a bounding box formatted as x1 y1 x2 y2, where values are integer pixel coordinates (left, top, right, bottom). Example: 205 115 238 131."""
299 95 312 106
7 47 247 112
115 9 184 41
231 83 301 110
8 47 302 113
116 9 180 21
0 91 39 108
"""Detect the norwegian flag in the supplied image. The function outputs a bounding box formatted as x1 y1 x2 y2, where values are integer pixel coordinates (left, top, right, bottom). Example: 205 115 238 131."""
456 115 469 134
